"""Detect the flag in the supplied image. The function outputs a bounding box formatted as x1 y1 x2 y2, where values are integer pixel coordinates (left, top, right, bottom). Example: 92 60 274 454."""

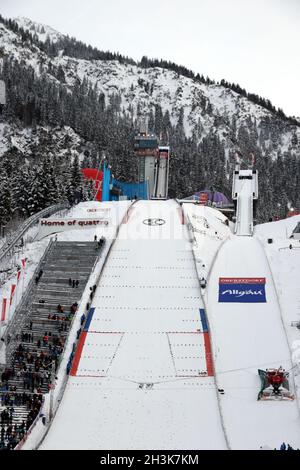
10 284 16 306
21 258 26 269
17 270 21 283
1 298 7 322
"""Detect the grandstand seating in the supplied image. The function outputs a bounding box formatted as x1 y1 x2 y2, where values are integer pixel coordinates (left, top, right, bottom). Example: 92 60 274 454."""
0 241 100 449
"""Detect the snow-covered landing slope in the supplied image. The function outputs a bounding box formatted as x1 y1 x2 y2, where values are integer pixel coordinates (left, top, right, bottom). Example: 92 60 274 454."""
254 215 300 239
206 237 300 449
254 215 300 409
182 203 232 281
40 200 226 450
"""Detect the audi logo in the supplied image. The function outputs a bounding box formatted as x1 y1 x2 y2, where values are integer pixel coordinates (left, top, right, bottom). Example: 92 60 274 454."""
143 218 166 226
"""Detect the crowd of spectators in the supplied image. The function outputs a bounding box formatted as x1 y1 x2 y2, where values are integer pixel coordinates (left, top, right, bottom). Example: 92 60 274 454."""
0 300 78 450
0 391 43 449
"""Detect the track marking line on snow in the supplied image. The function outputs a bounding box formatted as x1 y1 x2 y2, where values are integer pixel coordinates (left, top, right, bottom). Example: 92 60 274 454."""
175 374 208 378
166 332 178 376
88 331 125 334
105 333 125 375
75 374 107 378
167 331 202 334
87 330 202 335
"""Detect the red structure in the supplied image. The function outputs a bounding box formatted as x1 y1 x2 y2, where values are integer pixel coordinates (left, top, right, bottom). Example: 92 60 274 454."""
287 209 300 218
199 193 209 205
81 168 103 201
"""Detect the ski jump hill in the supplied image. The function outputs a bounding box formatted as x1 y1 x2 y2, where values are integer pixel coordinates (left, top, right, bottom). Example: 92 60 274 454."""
39 200 226 450
1 196 300 450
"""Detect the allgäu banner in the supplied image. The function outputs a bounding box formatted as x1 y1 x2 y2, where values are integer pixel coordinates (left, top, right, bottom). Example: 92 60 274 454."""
218 277 266 303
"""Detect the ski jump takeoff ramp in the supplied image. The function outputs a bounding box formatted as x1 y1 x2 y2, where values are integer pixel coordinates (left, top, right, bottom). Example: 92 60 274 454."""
41 200 226 450
207 237 300 450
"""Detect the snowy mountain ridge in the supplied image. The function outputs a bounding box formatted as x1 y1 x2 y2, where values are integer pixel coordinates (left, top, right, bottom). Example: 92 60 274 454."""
15 16 64 43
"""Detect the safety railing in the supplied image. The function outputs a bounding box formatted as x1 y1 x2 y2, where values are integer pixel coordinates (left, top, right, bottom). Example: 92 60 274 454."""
1 239 55 356
0 202 70 266
278 245 300 252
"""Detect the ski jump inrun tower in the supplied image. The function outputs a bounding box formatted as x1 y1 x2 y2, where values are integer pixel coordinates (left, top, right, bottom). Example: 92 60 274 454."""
134 130 170 200
232 153 258 236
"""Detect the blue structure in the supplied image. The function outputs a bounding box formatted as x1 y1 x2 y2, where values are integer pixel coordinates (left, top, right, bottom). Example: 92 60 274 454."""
111 179 148 200
102 162 111 202
199 308 209 333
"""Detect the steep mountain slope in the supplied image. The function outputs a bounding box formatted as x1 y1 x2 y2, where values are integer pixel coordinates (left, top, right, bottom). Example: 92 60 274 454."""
2 16 300 155
15 16 63 43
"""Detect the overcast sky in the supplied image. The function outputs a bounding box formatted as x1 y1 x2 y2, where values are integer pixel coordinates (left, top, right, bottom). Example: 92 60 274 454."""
1 0 299 117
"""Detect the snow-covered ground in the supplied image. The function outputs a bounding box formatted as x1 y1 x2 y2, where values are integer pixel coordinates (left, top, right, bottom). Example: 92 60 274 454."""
183 204 300 449
182 204 232 282
254 216 300 429
40 200 226 450
205 236 300 450
15 16 63 44
254 215 300 239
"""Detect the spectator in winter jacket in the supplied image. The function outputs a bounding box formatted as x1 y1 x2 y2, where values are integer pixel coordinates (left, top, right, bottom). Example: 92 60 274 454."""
70 304 77 314
43 334 49 346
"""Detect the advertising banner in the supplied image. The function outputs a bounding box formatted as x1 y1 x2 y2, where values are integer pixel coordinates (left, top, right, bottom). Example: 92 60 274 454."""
10 284 16 305
218 277 266 303
1 298 7 322
37 217 110 240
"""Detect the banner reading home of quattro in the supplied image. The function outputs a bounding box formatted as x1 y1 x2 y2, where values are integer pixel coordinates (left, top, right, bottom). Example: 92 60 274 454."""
37 217 110 240
218 277 266 303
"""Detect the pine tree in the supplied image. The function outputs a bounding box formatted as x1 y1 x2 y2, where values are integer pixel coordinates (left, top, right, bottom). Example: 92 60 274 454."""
0 170 12 229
